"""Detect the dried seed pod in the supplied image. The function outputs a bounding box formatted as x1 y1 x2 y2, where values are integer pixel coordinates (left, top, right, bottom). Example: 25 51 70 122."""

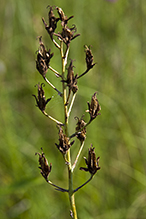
55 126 74 154
66 60 78 93
35 148 52 182
32 83 51 112
87 92 101 121
77 45 96 79
42 6 60 39
84 45 96 70
36 36 54 77
56 7 74 27
80 144 100 175
75 116 86 142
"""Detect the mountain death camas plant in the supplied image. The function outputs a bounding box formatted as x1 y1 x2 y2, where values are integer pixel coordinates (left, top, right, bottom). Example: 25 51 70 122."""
33 5 101 219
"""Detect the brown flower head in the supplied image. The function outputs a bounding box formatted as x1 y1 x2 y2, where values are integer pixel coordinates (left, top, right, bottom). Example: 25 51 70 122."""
55 126 74 154
75 115 86 142
87 92 101 121
85 45 96 70
54 25 80 48
56 7 74 27
42 6 60 39
36 36 54 77
32 83 51 112
80 144 100 175
35 148 52 182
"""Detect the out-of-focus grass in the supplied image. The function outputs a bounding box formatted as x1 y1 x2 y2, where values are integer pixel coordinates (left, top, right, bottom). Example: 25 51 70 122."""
0 0 146 218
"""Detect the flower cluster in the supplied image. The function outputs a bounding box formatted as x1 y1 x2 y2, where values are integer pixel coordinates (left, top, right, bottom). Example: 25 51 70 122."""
42 5 80 49
33 5 101 218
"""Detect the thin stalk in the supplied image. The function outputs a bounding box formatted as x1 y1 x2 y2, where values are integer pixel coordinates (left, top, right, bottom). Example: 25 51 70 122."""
43 111 64 126
48 180 68 192
68 93 77 118
73 175 93 193
77 69 89 79
49 66 62 78
44 77 62 97
53 38 61 49
64 47 70 66
72 141 85 172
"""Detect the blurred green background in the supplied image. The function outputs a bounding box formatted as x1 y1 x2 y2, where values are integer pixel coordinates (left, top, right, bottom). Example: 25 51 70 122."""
0 0 146 218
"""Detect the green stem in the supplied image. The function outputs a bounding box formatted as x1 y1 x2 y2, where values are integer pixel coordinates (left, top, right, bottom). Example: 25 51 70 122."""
60 41 78 219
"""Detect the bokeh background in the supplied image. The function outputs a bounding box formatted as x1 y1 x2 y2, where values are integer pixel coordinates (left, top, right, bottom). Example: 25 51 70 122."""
0 0 146 218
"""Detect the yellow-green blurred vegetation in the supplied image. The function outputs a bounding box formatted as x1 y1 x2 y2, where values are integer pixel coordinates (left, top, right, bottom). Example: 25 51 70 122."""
0 0 146 218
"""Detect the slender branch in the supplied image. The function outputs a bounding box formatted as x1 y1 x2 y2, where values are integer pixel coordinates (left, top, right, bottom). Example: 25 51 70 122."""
42 111 64 126
64 47 70 66
73 175 93 193
44 76 62 97
52 38 61 49
49 66 62 78
77 69 89 79
67 93 77 118
48 180 68 192
72 141 85 172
